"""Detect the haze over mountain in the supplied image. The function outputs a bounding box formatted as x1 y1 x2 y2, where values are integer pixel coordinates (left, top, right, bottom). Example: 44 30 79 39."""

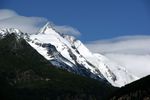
86 36 150 78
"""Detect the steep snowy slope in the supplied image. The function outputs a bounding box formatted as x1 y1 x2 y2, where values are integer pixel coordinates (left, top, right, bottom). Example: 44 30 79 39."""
0 23 138 87
28 23 138 87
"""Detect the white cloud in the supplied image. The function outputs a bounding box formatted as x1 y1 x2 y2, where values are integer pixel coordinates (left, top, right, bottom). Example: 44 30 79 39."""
0 9 80 35
0 9 48 33
86 35 150 78
0 9 18 20
105 54 150 78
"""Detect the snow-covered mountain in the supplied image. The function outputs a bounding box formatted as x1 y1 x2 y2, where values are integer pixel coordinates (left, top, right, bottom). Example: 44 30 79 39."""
0 23 138 87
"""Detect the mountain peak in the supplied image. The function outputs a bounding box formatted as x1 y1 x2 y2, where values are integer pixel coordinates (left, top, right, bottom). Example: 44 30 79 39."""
28 24 138 87
39 22 54 34
0 26 138 87
43 22 52 28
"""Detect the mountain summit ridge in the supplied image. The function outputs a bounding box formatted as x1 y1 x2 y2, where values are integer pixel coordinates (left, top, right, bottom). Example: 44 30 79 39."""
0 22 138 87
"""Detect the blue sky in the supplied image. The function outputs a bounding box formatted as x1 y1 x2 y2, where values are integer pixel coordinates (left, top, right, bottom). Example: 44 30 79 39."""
0 0 150 42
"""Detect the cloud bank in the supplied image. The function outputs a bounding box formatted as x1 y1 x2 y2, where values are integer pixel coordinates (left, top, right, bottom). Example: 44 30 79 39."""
0 9 80 35
86 35 150 78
